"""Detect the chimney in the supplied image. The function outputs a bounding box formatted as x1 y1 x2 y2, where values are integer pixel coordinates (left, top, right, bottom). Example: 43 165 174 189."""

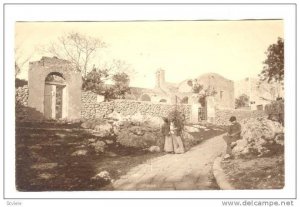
155 69 165 88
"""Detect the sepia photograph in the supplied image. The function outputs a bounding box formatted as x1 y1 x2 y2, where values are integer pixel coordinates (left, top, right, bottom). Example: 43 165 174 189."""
14 20 285 192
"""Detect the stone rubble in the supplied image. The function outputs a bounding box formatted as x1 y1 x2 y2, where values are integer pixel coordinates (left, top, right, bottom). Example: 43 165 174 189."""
232 117 284 157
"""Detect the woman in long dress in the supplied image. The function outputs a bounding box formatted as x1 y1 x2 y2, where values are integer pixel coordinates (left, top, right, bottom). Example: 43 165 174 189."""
161 117 173 153
170 120 185 154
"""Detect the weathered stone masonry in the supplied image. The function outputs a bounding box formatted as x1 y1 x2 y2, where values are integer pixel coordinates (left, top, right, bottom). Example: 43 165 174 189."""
17 88 264 124
81 91 192 121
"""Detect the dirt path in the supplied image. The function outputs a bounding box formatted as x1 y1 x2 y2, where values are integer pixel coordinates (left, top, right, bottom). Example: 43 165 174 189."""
112 134 226 190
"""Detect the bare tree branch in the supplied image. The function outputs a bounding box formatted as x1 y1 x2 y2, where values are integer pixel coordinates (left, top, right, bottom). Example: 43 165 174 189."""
43 32 106 77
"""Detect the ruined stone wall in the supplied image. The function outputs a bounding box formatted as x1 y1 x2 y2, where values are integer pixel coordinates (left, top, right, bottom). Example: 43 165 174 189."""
81 91 191 121
215 109 267 126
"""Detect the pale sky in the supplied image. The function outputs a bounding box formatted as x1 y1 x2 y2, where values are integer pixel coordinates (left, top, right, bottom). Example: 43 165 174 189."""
15 20 283 88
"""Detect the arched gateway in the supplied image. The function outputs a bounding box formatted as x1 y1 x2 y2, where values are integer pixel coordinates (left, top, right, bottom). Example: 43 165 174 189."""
28 57 82 120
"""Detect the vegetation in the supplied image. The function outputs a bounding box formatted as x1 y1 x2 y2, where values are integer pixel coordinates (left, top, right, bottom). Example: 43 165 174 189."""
259 37 284 85
82 67 131 101
42 32 106 77
258 37 284 99
235 94 250 109
264 99 284 125
167 109 186 134
187 79 217 106
15 78 28 88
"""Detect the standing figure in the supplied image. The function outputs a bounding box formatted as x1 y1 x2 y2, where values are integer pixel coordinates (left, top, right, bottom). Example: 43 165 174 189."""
170 120 185 154
161 117 173 153
222 116 242 159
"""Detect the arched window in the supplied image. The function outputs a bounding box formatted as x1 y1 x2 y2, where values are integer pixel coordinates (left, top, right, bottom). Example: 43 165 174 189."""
140 94 151 102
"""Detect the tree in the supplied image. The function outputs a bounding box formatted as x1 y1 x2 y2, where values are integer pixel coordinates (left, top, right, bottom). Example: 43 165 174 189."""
111 72 130 99
259 37 284 97
235 94 250 109
258 37 284 97
82 66 131 101
187 79 217 106
15 42 33 78
43 32 106 77
82 67 109 95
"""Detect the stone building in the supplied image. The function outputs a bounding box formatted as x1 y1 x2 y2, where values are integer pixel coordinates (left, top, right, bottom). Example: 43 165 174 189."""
130 70 235 109
234 77 283 110
177 73 235 109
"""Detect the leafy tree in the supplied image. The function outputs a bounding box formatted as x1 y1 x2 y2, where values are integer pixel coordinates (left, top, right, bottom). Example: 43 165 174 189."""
235 94 250 109
82 67 131 101
259 37 284 85
82 67 109 95
187 79 217 106
187 79 203 93
111 72 130 99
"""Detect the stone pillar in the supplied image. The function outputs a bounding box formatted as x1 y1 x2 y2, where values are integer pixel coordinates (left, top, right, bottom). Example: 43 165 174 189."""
206 96 216 123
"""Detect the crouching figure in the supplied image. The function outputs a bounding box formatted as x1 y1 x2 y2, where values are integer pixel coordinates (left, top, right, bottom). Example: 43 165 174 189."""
223 116 241 159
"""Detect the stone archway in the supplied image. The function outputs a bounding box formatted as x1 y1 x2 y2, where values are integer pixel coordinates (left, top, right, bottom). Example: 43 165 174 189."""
28 57 82 120
44 72 67 119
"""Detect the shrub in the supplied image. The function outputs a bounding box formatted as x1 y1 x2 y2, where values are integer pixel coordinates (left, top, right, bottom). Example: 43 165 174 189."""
264 99 284 125
167 109 186 134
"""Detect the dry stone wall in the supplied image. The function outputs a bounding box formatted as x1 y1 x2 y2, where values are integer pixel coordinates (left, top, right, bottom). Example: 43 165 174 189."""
215 109 267 126
16 85 29 120
16 85 29 106
16 88 191 121
81 91 191 121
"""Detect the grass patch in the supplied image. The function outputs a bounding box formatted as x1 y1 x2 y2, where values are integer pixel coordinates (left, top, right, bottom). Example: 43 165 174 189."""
221 155 284 189
16 121 164 191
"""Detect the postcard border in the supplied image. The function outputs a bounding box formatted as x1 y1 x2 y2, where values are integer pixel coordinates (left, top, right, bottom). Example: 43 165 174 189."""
2 2 297 200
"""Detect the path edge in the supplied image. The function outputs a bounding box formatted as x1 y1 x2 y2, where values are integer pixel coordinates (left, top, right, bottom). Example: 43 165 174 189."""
212 156 235 190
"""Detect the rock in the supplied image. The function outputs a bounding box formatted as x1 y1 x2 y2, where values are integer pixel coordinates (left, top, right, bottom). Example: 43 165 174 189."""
106 111 123 121
105 139 114 145
105 151 117 157
130 126 145 136
94 122 113 137
148 146 160 152
232 117 284 157
91 171 111 182
31 163 58 170
71 149 88 156
90 141 106 153
81 122 92 129
116 125 162 148
88 138 96 143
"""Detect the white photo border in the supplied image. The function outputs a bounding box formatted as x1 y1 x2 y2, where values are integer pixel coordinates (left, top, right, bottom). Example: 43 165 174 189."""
2 2 297 199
